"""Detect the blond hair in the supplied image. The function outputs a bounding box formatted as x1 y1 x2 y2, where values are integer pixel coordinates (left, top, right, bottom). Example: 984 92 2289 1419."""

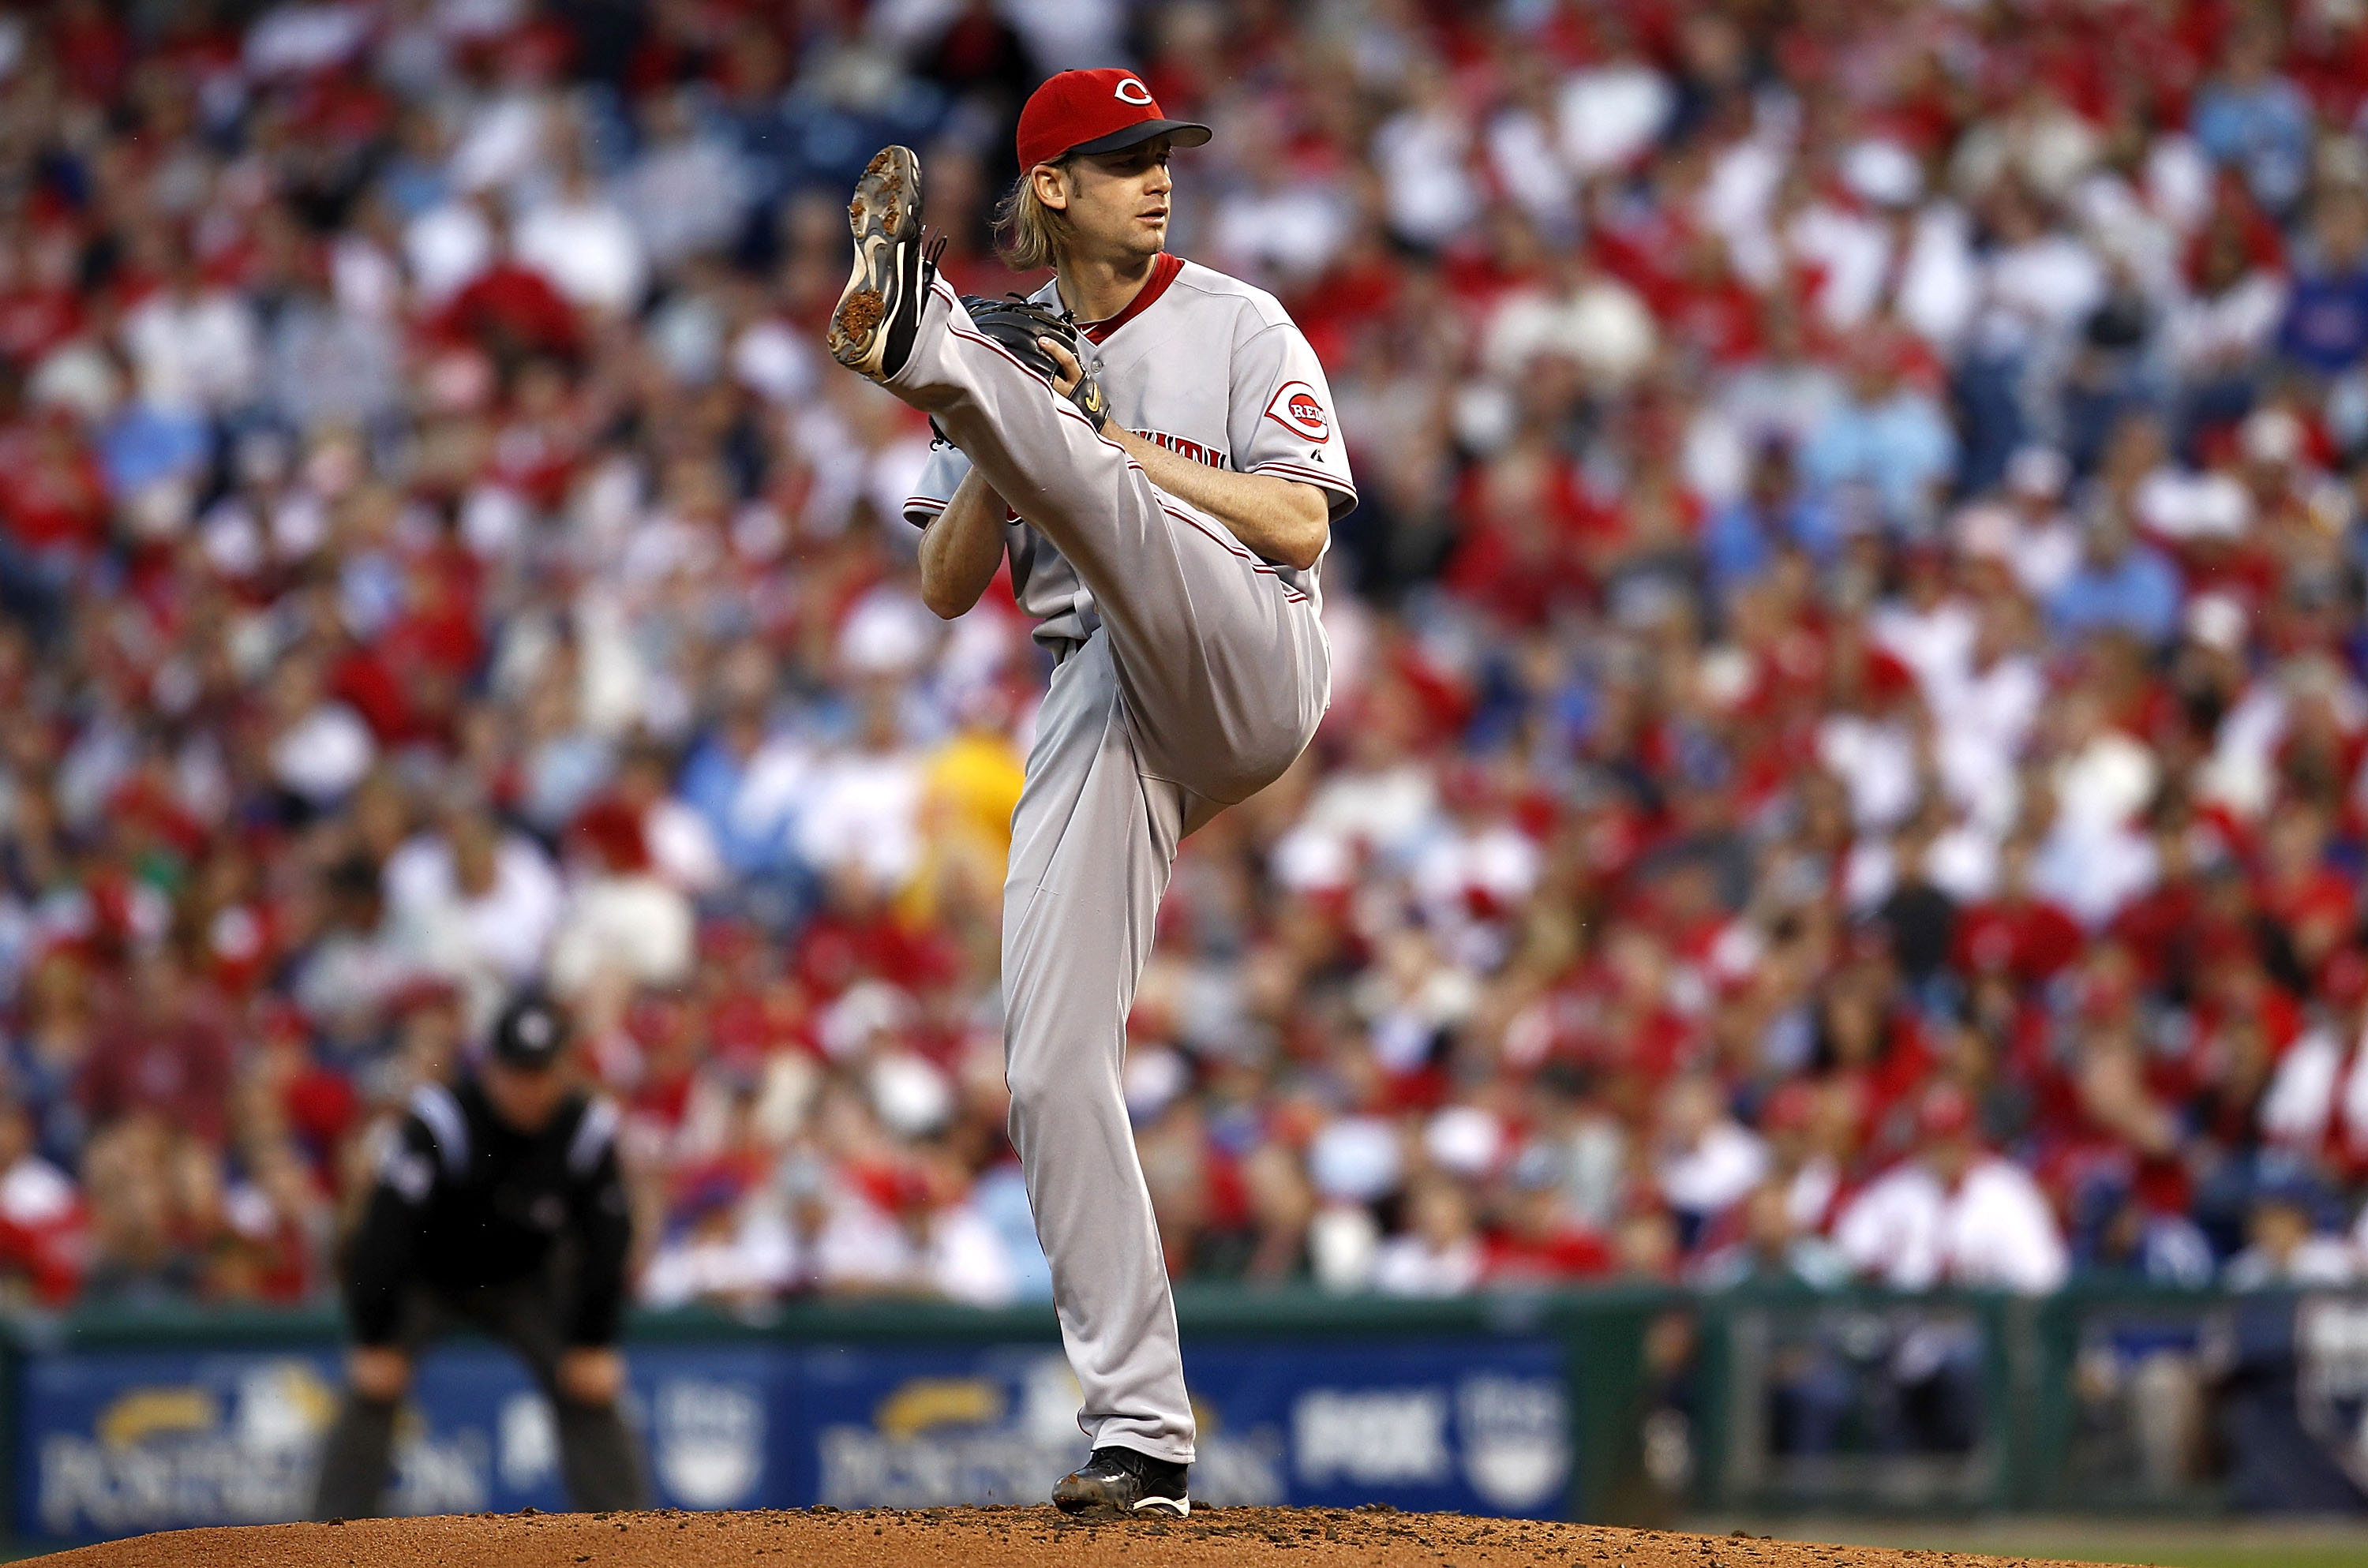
991 162 1076 270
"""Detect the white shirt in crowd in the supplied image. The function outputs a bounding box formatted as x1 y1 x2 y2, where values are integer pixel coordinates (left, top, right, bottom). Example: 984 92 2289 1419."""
639 1206 801 1308
2262 1024 2368 1177
2162 272 2287 379
809 1186 1019 1308
1372 1232 1484 1297
1932 653 2045 830
269 702 376 806
383 829 564 982
514 185 646 315
1285 762 1441 880
1657 1120 1770 1220
1834 1154 2070 1295
404 198 495 305
793 745 924 895
1817 711 1921 832
120 286 260 413
2224 1234 2359 1292
545 870 694 997
0 1153 77 1233
1870 595 1977 700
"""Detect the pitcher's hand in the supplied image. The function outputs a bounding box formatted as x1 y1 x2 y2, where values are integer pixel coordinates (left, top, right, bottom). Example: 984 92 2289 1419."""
1039 337 1085 398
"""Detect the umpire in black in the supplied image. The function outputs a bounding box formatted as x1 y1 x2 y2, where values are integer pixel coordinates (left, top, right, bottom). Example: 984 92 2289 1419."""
313 991 650 1516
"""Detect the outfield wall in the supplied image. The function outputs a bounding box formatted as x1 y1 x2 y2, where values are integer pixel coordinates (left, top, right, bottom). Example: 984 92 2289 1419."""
0 1283 2359 1550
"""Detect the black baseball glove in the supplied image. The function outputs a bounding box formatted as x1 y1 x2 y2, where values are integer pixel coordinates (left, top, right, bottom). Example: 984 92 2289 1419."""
959 294 1109 432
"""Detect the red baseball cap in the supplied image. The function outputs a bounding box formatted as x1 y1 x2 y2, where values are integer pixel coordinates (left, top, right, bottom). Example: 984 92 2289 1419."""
1016 68 1211 173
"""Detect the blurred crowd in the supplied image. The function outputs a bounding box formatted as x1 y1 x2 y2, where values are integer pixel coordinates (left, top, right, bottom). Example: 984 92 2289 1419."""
6 0 2368 1315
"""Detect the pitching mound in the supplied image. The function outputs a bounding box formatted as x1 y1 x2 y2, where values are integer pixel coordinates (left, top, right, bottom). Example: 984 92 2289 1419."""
22 1506 2130 1568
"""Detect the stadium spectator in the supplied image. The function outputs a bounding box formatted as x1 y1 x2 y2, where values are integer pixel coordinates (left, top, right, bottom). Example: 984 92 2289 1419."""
1834 1086 2070 1296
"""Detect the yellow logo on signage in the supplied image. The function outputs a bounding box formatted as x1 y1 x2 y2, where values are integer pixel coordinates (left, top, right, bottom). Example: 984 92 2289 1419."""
98 1390 218 1449
875 1379 1005 1439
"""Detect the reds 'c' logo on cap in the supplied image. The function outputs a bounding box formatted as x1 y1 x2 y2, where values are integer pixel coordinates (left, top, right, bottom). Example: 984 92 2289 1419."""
1016 68 1212 174
1266 381 1330 443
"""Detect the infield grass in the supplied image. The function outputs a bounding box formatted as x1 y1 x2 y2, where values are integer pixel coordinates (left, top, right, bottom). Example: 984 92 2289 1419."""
1704 1516 2368 1568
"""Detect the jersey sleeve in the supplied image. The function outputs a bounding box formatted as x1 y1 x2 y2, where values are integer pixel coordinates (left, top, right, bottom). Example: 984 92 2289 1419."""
343 1114 440 1345
1228 320 1357 520
902 433 972 529
562 1098 633 1345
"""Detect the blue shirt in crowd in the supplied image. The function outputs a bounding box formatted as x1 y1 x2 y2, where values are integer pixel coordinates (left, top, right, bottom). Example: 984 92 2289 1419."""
2048 543 2184 646
1800 391 1958 530
2280 259 2368 375
2193 73 2316 212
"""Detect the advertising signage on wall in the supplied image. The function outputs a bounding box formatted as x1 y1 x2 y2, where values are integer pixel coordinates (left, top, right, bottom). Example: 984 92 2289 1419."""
14 1335 1572 1544
21 1345 789 1538
791 1340 1570 1515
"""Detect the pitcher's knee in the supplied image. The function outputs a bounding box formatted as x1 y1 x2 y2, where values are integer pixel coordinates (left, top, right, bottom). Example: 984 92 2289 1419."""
1003 1054 1064 1117
1005 1048 1115 1126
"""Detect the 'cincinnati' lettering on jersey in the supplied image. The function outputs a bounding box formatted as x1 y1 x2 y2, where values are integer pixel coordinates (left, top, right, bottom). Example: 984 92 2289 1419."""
1132 429 1231 468
926 428 1231 470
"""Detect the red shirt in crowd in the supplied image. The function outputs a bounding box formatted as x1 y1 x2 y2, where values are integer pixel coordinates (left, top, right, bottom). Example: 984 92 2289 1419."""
77 979 235 1147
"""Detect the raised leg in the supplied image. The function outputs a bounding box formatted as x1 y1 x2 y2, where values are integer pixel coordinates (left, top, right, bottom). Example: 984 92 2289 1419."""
892 281 1326 803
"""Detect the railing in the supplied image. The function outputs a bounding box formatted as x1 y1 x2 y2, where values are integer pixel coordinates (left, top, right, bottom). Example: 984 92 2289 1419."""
0 1282 2356 1549
1659 1280 2368 1517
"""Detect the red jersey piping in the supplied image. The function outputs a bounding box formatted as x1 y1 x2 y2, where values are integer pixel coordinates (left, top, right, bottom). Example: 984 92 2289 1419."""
1076 253 1183 344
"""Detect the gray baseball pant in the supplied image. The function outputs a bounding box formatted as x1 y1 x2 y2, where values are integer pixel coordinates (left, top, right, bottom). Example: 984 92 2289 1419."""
888 279 1329 1463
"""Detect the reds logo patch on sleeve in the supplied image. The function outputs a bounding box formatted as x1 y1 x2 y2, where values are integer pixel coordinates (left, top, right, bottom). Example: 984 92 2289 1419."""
1265 381 1331 443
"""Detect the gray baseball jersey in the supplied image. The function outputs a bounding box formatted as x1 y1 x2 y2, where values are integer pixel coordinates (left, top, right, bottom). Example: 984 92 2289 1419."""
902 255 1355 651
888 260 1343 1470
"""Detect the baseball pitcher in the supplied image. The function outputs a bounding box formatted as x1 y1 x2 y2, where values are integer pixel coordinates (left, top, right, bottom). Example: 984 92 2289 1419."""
826 68 1354 1516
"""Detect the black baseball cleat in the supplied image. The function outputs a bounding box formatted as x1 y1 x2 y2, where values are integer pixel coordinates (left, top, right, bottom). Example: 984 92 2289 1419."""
828 145 939 382
1051 1446 1190 1517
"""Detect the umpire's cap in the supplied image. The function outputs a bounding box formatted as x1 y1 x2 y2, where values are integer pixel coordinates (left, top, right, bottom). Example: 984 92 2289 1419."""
490 990 571 1070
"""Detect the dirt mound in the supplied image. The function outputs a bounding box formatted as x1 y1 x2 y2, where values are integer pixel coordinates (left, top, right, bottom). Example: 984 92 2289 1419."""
21 1506 2126 1568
